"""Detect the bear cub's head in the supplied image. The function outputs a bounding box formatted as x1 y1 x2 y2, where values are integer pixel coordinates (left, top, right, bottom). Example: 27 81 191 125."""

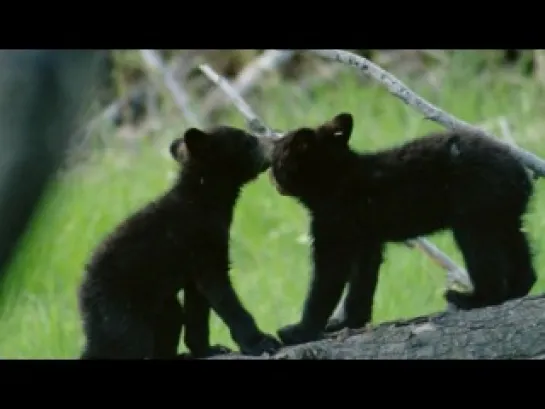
170 125 274 184
269 112 354 199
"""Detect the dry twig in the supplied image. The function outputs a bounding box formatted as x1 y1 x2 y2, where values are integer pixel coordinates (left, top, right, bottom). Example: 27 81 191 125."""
405 239 471 291
202 50 295 117
198 63 473 292
77 54 192 149
140 50 201 127
199 64 277 137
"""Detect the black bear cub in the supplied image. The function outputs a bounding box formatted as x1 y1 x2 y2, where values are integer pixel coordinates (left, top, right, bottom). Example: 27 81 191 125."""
78 125 281 359
269 112 537 346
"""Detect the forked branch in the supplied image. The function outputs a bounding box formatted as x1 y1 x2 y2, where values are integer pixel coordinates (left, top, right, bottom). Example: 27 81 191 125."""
198 62 473 292
140 50 201 127
308 49 545 178
202 50 295 117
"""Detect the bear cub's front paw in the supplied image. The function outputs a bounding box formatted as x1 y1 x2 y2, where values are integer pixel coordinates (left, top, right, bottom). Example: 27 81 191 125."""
176 344 232 360
277 322 322 346
240 333 281 356
202 344 232 357
444 289 486 311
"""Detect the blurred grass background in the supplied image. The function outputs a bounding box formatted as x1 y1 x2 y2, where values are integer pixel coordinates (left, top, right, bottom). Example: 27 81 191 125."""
1 49 544 358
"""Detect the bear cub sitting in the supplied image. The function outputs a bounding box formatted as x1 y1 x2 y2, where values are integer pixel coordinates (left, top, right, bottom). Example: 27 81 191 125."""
79 125 281 359
269 112 537 346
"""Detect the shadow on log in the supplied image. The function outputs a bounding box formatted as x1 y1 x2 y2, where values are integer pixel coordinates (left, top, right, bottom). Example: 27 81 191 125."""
208 293 545 360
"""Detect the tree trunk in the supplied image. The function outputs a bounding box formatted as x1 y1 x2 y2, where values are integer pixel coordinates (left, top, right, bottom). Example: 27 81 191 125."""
208 293 545 360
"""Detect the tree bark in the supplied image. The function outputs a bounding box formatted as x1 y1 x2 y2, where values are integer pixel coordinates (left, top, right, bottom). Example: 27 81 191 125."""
208 293 545 360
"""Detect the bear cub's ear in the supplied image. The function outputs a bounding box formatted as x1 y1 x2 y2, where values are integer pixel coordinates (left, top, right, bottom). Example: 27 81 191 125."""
169 138 185 161
328 112 354 144
183 127 211 156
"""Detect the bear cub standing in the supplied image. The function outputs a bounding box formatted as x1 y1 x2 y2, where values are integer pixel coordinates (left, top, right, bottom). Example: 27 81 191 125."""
269 112 537 346
79 125 281 359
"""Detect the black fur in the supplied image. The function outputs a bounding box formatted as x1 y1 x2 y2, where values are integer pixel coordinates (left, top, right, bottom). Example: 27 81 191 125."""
269 112 537 346
78 125 281 359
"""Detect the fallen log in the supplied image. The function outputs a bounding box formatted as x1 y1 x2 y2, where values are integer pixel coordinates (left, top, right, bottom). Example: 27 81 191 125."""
208 293 545 360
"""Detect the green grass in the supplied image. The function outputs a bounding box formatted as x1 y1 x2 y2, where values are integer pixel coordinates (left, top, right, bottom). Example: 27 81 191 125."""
2 66 545 358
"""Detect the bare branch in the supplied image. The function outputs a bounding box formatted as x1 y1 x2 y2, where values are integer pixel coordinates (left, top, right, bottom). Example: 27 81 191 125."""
77 54 191 148
84 83 147 133
199 64 277 137
406 239 472 291
202 50 295 117
308 49 545 178
140 50 201 127
198 62 472 292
